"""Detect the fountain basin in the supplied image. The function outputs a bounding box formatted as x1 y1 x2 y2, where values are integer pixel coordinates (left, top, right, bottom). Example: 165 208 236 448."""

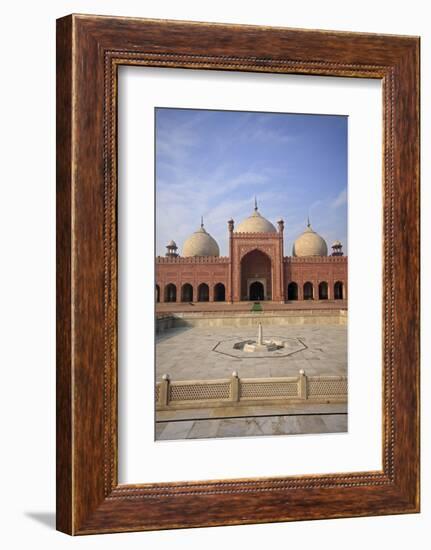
244 340 280 352
214 323 307 359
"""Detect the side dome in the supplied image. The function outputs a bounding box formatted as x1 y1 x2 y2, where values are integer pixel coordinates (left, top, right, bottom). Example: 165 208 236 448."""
182 220 220 257
235 201 277 233
292 221 328 257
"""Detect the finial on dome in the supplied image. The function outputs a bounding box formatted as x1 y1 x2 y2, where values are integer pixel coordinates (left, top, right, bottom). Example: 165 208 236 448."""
254 196 258 212
307 215 311 228
200 215 204 228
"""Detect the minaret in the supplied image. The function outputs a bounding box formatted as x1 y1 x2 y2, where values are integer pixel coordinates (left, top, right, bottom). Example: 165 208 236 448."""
165 240 179 258
331 241 344 256
228 218 234 304
277 218 284 233
277 217 285 303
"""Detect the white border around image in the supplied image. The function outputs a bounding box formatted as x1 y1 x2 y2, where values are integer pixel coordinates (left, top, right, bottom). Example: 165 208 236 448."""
117 66 382 484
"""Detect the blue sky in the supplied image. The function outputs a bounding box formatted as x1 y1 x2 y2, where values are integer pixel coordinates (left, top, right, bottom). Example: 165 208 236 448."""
155 108 347 257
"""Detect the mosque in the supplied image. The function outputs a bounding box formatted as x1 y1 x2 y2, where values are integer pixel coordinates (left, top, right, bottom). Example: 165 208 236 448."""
156 200 347 306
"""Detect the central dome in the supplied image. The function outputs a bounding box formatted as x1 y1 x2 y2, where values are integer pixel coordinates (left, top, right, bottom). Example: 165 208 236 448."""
235 202 277 234
182 220 220 257
292 221 328 257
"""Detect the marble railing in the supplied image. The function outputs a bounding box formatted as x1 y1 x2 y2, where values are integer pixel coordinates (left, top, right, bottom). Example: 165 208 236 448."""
156 371 347 410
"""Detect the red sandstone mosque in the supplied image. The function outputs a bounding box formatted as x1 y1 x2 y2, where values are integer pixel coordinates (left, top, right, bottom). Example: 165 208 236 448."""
156 200 347 306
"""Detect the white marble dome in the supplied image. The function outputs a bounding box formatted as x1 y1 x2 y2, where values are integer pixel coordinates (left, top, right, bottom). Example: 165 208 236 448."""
235 205 277 233
292 223 328 257
182 223 220 257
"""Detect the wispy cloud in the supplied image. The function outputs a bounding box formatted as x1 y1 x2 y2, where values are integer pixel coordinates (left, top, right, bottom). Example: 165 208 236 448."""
155 108 347 256
332 187 347 209
240 124 296 145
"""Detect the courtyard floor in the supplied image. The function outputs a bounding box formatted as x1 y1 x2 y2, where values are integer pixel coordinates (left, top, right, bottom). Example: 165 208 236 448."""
156 324 347 381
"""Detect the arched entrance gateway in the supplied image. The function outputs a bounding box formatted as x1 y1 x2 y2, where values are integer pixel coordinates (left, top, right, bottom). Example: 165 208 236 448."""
249 281 265 301
240 249 272 301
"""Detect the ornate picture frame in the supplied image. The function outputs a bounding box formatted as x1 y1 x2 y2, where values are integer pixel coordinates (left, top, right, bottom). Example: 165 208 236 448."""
56 14 420 534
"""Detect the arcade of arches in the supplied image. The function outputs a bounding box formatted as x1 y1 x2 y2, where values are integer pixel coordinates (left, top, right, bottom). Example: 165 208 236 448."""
158 282 228 303
156 279 346 303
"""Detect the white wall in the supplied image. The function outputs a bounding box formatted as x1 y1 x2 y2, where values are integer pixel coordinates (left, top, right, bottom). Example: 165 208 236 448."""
0 1 428 548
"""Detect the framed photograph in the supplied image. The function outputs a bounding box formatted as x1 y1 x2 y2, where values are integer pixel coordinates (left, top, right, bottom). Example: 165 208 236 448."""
56 14 420 534
153 106 348 443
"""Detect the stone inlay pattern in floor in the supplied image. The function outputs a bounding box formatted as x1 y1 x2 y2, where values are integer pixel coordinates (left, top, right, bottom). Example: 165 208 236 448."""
156 325 347 381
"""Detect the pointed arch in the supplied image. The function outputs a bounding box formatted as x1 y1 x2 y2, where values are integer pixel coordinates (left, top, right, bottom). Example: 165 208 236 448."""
198 283 209 302
249 281 265 301
181 283 193 302
318 281 328 300
334 281 344 300
214 283 226 302
287 282 298 300
303 281 314 300
240 248 272 300
164 283 177 303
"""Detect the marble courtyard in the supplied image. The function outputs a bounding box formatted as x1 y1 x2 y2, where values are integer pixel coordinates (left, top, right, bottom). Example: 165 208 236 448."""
155 323 347 440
